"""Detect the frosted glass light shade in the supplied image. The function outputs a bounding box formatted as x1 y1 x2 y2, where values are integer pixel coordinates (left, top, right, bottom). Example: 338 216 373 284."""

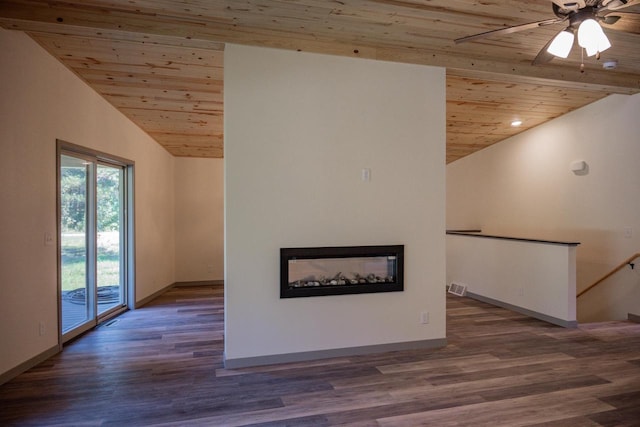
547 30 575 58
596 30 611 53
578 19 611 56
578 19 599 49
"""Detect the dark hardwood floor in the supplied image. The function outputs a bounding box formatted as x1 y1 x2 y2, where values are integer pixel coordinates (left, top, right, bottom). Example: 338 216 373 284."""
1 285 640 426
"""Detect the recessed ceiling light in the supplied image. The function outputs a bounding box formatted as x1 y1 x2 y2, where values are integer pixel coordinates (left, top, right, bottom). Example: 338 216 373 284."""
511 120 523 127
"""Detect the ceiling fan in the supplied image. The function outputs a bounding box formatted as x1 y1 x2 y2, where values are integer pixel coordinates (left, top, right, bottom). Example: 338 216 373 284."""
455 0 640 66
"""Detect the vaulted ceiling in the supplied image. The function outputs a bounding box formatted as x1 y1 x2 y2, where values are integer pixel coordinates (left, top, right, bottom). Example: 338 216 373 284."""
1 1 639 163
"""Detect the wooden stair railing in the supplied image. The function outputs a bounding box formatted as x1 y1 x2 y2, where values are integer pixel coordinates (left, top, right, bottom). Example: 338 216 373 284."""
577 253 640 298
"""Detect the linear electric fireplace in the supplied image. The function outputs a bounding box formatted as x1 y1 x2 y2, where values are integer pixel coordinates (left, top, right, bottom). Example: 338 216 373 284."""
280 245 404 298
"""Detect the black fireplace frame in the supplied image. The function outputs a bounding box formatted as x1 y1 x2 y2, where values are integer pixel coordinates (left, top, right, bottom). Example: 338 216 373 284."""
280 245 404 298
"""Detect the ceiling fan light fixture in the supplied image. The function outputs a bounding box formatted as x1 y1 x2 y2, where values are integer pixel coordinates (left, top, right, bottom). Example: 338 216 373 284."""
547 30 575 58
577 19 611 57
596 31 611 52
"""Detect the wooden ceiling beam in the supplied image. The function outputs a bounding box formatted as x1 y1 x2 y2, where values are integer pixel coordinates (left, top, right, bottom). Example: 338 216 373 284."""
2 1 639 93
447 69 639 95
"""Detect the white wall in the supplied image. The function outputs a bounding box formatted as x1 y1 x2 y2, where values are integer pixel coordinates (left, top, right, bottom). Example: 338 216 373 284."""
447 93 640 321
447 234 577 326
0 29 176 377
224 44 446 363
175 157 224 282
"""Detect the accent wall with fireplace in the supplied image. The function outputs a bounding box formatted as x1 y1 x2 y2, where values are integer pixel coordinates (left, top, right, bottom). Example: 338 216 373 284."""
224 44 446 368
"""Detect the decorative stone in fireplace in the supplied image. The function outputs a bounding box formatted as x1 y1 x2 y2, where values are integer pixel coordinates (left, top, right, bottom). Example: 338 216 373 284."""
280 245 404 298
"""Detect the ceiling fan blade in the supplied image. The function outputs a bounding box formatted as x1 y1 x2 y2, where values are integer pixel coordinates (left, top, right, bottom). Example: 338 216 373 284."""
602 15 622 24
600 11 640 34
532 46 556 66
454 18 565 44
600 0 640 11
532 29 566 65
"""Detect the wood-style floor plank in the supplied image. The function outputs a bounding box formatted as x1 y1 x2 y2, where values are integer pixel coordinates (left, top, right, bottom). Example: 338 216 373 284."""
1 286 640 426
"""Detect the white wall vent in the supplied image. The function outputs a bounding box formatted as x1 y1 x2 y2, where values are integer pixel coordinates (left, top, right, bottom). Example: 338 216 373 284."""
448 282 467 296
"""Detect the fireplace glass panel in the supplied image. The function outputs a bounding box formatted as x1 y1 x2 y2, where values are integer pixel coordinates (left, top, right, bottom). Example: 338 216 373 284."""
280 245 404 298
288 256 396 288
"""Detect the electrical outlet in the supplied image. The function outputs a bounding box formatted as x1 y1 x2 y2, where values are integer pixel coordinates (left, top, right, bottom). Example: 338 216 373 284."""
420 311 429 324
39 321 45 336
624 227 633 239
44 232 54 246
207 264 214 273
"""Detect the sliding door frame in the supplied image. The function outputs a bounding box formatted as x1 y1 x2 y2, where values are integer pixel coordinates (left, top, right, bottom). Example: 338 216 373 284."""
56 140 135 345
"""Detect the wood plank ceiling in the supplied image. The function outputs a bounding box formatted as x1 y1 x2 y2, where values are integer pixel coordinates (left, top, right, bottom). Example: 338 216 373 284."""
1 0 639 163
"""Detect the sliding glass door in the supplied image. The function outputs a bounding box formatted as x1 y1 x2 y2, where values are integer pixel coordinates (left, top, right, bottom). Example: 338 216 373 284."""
60 154 94 334
59 145 132 342
96 163 125 317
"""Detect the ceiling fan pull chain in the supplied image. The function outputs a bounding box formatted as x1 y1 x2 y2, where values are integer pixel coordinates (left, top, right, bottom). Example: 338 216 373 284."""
581 49 585 73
